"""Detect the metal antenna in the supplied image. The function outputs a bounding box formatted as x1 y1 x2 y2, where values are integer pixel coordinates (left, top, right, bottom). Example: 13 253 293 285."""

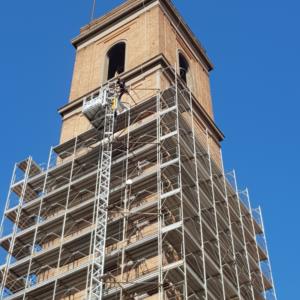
91 0 97 22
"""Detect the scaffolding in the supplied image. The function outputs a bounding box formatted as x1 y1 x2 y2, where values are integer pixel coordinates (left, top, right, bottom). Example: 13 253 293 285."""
0 67 277 300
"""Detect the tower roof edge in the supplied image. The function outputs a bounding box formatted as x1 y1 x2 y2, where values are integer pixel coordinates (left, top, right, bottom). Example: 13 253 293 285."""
72 0 213 71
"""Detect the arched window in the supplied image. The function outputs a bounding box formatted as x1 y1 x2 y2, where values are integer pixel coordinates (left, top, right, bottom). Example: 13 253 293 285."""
178 52 190 85
106 42 126 80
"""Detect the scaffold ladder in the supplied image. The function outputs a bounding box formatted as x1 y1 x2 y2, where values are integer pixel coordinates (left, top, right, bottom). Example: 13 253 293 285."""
83 83 116 300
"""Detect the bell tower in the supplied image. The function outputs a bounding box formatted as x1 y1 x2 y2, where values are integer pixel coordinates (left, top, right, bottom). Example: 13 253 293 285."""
59 0 220 146
0 1 277 300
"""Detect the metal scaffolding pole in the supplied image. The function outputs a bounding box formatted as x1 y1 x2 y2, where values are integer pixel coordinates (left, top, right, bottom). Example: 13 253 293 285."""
51 137 78 300
0 164 17 240
219 151 242 299
175 79 188 300
243 189 267 300
232 171 256 300
0 158 33 299
258 207 277 300
205 130 226 300
119 108 131 300
156 90 164 300
22 147 53 299
189 89 208 300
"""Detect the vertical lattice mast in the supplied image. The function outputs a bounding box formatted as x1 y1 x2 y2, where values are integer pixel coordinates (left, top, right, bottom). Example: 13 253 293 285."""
82 83 116 300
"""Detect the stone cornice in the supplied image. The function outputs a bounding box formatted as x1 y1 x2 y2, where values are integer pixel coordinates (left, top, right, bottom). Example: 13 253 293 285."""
58 54 223 142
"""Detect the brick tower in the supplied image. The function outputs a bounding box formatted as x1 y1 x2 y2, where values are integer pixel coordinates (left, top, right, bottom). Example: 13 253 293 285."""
0 1 277 300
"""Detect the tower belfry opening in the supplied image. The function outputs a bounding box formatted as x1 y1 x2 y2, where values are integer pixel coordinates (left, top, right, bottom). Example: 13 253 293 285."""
107 42 126 80
178 52 189 85
0 1 277 300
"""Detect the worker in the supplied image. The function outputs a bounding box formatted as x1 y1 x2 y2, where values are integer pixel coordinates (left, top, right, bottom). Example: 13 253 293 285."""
112 77 128 120
116 77 128 112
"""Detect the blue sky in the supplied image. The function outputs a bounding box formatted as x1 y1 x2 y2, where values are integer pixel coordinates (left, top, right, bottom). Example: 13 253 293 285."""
0 0 299 298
